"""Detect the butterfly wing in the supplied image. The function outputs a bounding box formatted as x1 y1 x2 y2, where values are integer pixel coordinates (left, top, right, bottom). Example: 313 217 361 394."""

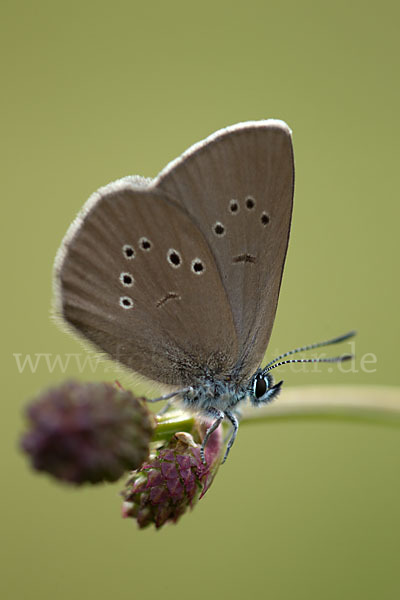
54 178 238 385
155 120 294 378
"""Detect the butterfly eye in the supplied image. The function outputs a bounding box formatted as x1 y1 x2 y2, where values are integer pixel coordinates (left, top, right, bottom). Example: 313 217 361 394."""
253 374 267 399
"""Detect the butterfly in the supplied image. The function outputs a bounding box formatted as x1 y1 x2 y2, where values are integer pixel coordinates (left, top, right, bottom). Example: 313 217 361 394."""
54 120 354 463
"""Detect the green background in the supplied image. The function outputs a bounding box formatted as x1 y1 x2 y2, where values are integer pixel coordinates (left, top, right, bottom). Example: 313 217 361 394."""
1 1 399 599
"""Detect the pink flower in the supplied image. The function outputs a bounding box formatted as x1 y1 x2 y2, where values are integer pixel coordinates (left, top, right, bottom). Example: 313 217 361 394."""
122 424 223 529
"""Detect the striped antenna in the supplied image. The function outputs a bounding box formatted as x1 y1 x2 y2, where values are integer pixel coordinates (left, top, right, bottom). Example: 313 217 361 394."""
264 354 353 374
264 330 356 370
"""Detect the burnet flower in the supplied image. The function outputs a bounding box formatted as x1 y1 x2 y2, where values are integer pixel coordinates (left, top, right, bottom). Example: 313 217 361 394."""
21 380 224 527
121 424 223 529
21 381 155 485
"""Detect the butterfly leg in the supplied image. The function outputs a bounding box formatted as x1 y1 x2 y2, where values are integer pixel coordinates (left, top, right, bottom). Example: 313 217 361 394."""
201 409 225 465
222 410 239 463
223 407 241 443
147 386 192 403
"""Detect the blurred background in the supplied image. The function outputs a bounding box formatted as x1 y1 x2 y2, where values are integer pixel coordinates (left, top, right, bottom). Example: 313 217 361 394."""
1 1 399 599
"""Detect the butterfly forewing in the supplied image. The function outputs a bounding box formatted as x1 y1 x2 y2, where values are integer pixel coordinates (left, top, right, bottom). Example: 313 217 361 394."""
55 183 238 385
155 120 294 377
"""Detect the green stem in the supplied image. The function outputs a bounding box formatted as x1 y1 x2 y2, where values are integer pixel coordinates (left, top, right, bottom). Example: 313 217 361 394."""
239 409 400 428
239 385 400 428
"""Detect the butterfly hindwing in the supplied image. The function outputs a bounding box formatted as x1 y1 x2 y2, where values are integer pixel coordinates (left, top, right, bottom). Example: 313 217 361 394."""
55 181 238 385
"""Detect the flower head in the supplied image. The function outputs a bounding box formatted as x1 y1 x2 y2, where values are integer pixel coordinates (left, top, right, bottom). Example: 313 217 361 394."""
21 381 155 485
122 422 223 529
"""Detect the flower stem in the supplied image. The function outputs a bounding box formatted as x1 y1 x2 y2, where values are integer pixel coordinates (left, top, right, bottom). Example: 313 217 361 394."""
152 410 196 441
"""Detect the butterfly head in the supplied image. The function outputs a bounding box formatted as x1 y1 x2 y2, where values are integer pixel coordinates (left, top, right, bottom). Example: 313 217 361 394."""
248 370 283 406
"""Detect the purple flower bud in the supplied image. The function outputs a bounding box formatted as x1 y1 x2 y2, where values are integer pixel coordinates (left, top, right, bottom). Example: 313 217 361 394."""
121 423 223 529
21 381 155 485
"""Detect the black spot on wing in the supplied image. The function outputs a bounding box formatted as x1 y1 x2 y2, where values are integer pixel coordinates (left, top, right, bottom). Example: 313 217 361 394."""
232 254 256 264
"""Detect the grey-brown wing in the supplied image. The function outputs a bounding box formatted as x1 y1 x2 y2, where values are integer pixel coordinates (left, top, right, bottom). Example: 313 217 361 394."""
155 120 294 378
54 180 238 385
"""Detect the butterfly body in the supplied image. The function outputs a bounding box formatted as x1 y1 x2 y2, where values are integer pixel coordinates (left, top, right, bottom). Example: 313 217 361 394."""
181 370 280 412
182 376 247 412
163 369 282 462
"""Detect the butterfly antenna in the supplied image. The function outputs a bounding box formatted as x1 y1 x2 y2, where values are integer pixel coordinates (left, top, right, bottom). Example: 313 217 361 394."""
264 330 356 370
264 353 353 374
